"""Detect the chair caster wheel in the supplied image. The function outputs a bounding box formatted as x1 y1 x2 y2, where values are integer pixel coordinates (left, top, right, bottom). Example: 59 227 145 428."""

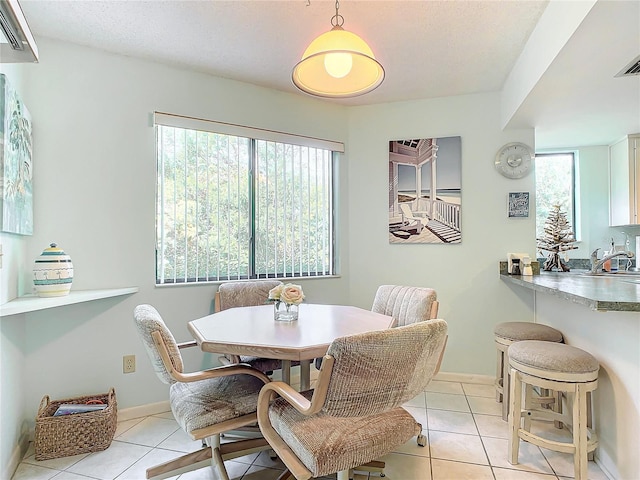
268 449 278 460
417 434 427 447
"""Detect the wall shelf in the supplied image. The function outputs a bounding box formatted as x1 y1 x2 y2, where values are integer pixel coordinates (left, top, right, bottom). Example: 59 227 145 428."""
0 287 139 317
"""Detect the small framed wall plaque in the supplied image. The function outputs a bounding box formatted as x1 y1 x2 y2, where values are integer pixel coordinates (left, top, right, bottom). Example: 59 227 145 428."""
508 192 529 218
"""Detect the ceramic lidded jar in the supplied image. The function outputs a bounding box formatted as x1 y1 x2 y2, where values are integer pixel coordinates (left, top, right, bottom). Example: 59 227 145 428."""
33 243 74 297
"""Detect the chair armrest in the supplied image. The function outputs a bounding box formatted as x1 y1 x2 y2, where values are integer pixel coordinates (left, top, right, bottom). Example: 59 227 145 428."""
257 354 335 417
214 291 221 313
255 356 334 480
430 300 439 319
178 363 271 385
259 382 313 414
151 330 270 385
257 383 316 480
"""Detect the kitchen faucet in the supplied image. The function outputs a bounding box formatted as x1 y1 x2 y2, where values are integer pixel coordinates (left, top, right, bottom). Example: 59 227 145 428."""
589 248 635 274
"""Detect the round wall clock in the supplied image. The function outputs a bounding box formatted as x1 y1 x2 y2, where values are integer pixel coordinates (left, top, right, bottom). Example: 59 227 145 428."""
494 142 534 179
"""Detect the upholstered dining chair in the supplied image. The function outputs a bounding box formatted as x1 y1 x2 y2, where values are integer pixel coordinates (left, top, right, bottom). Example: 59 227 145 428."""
257 319 448 480
314 285 441 374
133 304 271 480
214 280 287 373
371 284 439 326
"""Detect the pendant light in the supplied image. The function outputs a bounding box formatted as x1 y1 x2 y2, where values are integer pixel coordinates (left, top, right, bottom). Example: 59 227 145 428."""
292 0 385 98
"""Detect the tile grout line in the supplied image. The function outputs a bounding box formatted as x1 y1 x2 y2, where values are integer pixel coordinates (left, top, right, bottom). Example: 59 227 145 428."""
464 388 498 480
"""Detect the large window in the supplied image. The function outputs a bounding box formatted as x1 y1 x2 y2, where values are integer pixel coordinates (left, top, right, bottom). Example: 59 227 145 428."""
154 113 341 284
535 152 577 241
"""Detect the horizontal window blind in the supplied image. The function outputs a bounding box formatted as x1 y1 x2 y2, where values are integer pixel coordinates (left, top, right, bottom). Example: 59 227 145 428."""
155 112 339 284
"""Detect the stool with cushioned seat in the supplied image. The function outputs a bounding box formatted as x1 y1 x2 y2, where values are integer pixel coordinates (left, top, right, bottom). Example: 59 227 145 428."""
494 321 564 421
508 340 599 480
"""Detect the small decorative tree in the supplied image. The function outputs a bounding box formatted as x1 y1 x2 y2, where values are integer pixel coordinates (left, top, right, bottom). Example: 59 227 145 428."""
536 204 578 271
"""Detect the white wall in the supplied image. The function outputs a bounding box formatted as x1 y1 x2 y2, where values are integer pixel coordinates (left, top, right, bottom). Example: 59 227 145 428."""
535 294 640 480
7 32 634 479
346 93 536 375
574 145 612 257
1 38 539 476
1 37 351 477
0 64 31 479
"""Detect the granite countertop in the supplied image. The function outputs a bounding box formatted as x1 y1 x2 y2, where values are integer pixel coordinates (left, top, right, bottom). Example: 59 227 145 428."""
500 270 640 312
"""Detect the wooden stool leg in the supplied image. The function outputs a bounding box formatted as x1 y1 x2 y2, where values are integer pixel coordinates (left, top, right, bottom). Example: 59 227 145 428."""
587 391 594 461
496 347 504 403
554 390 564 429
508 368 522 465
502 348 511 421
523 384 533 432
573 385 589 480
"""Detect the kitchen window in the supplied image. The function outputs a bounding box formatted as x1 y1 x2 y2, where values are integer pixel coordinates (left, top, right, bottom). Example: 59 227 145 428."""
154 112 342 284
535 152 578 241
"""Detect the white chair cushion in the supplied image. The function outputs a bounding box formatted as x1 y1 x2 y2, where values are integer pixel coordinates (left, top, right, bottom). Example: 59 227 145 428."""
494 322 563 343
170 374 265 435
134 304 184 385
508 340 599 382
371 285 437 327
269 391 419 478
218 281 283 310
322 320 447 416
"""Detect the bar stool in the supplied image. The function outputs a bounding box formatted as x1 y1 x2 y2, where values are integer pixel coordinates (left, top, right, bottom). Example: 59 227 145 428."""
494 322 563 420
508 340 599 480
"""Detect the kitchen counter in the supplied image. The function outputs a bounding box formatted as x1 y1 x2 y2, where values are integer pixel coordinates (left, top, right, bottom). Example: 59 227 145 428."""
500 271 640 312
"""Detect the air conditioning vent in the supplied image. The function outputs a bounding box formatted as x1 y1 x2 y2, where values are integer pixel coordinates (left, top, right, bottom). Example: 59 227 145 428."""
0 0 38 63
615 54 640 77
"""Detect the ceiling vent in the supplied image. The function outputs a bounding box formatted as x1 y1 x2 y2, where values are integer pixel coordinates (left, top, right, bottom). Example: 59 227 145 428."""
615 54 640 77
0 0 38 63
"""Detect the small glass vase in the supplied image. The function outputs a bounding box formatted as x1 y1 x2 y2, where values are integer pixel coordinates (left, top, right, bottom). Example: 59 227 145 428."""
274 302 299 322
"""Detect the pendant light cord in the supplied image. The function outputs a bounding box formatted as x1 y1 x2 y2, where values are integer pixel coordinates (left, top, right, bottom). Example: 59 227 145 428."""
331 0 344 27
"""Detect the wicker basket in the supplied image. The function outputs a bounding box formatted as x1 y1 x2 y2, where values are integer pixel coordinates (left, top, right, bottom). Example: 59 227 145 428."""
34 387 117 460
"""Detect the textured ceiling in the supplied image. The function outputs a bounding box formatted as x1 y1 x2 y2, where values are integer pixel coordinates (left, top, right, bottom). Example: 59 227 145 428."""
20 0 548 106
17 1 640 148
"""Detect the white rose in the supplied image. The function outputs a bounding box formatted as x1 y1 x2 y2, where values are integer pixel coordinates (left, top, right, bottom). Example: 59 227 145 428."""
280 284 305 305
268 284 284 300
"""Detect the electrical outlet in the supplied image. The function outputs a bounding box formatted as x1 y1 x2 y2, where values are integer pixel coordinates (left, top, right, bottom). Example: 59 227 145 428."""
123 355 136 374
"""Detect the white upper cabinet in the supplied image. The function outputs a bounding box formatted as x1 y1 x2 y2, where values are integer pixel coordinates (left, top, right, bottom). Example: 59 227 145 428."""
609 134 640 226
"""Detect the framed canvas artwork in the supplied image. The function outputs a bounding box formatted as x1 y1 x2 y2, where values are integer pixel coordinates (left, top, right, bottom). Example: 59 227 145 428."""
388 136 462 244
0 74 33 235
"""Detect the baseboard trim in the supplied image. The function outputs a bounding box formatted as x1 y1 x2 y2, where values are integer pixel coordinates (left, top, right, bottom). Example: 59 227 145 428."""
4 432 30 480
594 453 617 480
435 371 494 385
117 400 171 422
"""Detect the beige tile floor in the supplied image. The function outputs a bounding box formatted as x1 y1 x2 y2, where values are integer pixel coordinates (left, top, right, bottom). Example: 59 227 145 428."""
12 378 609 480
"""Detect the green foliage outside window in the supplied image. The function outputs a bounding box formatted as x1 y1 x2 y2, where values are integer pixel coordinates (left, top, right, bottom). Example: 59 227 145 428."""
535 153 576 243
156 125 333 283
